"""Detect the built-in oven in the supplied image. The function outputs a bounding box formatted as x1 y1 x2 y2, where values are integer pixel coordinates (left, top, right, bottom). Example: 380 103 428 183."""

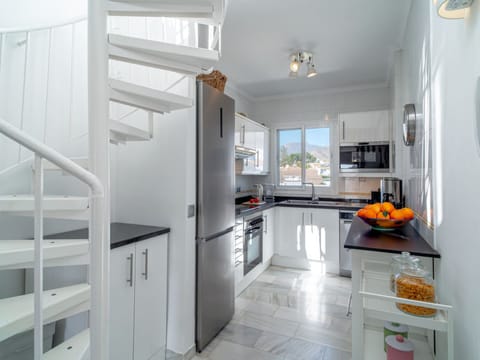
243 215 263 275
340 142 390 173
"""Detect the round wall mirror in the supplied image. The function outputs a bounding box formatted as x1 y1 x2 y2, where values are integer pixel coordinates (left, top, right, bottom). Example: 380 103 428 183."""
403 104 417 146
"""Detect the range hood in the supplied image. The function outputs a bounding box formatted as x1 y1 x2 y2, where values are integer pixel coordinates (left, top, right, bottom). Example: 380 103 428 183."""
235 145 256 159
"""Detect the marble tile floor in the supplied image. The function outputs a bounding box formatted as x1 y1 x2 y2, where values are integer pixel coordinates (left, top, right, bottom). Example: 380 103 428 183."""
194 265 353 360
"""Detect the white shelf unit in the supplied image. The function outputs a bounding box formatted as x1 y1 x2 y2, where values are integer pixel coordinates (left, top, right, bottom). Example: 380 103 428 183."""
351 251 453 360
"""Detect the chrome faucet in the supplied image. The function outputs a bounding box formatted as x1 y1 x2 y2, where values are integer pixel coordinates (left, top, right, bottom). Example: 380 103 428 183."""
302 182 316 201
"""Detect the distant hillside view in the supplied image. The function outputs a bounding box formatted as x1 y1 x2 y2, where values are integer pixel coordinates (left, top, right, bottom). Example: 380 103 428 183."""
279 142 331 186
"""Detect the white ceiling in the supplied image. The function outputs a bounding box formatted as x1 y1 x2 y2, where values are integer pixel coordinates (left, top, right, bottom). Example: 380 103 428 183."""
217 0 412 99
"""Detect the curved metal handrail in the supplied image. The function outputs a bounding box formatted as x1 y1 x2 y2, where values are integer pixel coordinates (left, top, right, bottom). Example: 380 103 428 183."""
0 118 103 196
0 16 86 34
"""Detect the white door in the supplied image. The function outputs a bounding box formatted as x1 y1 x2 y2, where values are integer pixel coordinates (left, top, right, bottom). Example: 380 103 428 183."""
262 208 275 261
133 235 168 360
110 244 136 360
309 208 340 274
275 207 306 259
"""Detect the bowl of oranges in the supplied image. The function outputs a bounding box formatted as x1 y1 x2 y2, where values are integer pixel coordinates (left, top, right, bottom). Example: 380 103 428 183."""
356 202 414 231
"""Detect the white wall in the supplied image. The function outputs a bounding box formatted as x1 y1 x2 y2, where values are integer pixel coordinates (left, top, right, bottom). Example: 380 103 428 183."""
252 86 391 197
429 2 480 359
394 1 480 358
114 106 197 354
0 0 86 30
390 0 435 241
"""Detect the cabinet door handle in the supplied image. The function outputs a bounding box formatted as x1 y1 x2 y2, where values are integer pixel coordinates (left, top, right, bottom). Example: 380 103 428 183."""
310 213 313 233
302 212 305 227
241 125 245 144
142 248 149 280
342 121 345 140
264 215 268 234
127 253 134 287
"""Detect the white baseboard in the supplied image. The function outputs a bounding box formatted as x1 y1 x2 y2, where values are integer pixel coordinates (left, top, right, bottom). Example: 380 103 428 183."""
271 255 311 270
235 258 271 296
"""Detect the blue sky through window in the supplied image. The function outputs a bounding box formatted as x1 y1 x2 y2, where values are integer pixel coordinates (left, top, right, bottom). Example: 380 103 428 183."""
279 128 329 147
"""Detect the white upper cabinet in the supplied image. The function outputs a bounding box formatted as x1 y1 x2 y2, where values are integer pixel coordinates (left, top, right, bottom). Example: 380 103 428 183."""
235 113 270 175
339 110 391 143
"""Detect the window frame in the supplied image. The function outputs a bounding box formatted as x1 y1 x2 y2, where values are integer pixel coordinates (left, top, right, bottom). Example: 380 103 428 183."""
274 119 338 196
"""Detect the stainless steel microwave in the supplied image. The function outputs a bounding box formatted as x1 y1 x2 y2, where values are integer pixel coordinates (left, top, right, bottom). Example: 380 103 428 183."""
339 142 390 173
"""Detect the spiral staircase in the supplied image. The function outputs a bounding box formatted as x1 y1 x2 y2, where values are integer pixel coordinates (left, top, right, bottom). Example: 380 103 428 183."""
0 1 225 359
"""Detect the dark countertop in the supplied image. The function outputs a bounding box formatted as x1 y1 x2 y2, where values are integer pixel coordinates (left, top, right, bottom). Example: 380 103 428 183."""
46 222 170 250
235 202 276 217
235 197 367 218
344 217 440 258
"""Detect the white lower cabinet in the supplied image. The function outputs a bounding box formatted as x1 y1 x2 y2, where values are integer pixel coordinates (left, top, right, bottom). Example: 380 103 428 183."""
262 208 275 262
274 207 339 273
110 235 168 360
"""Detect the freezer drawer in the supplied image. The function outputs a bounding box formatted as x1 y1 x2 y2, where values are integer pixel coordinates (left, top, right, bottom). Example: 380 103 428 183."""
196 230 234 351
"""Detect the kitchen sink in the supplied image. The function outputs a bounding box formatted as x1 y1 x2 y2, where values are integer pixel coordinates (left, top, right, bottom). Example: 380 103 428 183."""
281 199 344 206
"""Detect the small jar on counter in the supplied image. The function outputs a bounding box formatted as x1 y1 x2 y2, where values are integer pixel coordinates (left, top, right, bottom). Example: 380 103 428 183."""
396 264 436 317
390 252 419 293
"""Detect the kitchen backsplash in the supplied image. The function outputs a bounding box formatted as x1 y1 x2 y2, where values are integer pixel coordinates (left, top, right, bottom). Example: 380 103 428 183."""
338 177 381 199
235 174 268 198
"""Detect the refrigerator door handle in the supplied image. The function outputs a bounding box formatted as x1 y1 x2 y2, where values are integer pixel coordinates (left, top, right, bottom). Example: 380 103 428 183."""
220 107 223 138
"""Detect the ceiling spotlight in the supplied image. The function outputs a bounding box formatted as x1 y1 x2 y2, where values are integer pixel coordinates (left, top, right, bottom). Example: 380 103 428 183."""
288 51 317 79
307 63 317 78
289 57 300 73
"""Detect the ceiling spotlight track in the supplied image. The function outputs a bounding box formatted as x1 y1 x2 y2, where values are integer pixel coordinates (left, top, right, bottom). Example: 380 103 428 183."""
289 50 317 78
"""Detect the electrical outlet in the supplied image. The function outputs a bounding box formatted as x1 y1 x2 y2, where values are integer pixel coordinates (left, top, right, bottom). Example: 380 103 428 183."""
188 204 195 218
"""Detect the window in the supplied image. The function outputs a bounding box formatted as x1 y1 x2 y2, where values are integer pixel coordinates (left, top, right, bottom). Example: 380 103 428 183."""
277 126 332 188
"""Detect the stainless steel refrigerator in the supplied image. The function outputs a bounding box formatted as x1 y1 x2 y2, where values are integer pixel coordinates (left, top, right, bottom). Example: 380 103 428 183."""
196 81 235 352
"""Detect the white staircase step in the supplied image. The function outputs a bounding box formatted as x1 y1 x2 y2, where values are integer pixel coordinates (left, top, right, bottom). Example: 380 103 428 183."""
35 157 89 172
109 78 193 113
0 284 90 342
107 1 215 19
0 195 88 212
0 239 89 270
108 34 219 76
44 328 90 360
110 119 151 144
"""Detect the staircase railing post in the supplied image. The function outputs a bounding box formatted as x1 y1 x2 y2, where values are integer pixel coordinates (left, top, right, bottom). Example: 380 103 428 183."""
33 154 44 360
88 0 110 359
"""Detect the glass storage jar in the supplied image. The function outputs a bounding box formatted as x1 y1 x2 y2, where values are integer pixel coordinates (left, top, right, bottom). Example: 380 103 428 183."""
390 252 419 293
396 264 436 317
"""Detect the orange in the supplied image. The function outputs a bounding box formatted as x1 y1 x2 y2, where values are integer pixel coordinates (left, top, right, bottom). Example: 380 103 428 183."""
357 209 367 218
390 209 405 220
401 208 415 220
367 203 381 214
381 202 395 213
376 211 390 220
364 209 377 219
